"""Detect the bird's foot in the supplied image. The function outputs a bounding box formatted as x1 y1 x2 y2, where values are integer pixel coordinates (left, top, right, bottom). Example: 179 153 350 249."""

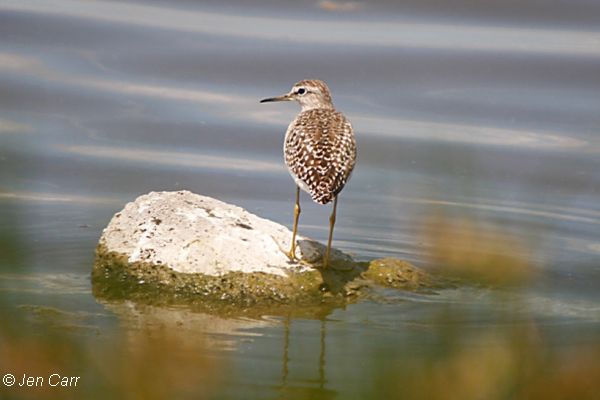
272 237 299 262
285 249 297 261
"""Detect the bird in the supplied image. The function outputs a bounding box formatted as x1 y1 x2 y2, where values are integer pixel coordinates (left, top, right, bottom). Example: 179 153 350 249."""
260 79 357 268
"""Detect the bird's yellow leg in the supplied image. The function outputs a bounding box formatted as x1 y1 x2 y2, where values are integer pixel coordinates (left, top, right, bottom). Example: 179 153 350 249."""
287 186 301 260
324 196 338 268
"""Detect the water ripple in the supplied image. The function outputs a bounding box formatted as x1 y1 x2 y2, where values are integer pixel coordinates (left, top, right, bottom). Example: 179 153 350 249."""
59 144 284 173
2 0 600 57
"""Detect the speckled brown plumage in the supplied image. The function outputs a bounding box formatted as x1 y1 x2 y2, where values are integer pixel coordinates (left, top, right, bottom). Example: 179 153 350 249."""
284 108 356 204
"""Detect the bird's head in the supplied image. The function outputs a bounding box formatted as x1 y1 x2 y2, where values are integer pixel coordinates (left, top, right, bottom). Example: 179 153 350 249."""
260 79 334 111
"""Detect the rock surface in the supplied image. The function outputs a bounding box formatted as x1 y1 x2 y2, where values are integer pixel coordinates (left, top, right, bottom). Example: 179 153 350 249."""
93 191 439 308
98 191 350 276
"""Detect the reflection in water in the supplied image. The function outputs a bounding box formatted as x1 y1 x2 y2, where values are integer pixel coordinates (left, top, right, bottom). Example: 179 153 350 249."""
279 316 290 392
276 315 335 399
101 300 274 351
318 319 327 391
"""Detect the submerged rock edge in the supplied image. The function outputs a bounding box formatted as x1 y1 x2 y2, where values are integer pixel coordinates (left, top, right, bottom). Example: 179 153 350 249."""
93 243 441 309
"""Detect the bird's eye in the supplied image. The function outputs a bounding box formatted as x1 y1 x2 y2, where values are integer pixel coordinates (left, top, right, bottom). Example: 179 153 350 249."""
297 88 306 95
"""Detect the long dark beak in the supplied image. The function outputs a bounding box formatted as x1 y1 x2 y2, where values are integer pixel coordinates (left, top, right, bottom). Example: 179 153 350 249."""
260 93 292 103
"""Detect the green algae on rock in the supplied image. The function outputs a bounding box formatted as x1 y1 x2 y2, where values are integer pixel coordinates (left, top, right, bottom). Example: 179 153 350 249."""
363 258 436 290
93 244 440 310
92 243 326 307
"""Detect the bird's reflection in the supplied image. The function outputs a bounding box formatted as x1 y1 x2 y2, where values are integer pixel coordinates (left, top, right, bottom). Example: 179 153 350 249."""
277 313 336 399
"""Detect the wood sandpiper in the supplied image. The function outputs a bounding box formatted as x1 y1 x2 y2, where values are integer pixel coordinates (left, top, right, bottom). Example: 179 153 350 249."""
260 79 357 268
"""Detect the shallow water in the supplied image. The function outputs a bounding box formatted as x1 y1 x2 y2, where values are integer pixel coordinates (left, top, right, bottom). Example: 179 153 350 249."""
1 0 599 398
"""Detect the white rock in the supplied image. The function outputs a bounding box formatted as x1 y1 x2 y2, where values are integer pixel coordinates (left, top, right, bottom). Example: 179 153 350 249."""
99 191 349 277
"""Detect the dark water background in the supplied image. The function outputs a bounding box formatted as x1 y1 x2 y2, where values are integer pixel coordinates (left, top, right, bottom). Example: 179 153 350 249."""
1 0 599 398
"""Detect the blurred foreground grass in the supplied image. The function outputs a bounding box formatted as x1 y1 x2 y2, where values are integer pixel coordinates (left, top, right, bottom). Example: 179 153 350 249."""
0 317 219 400
423 211 535 286
394 211 600 399
374 322 600 400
